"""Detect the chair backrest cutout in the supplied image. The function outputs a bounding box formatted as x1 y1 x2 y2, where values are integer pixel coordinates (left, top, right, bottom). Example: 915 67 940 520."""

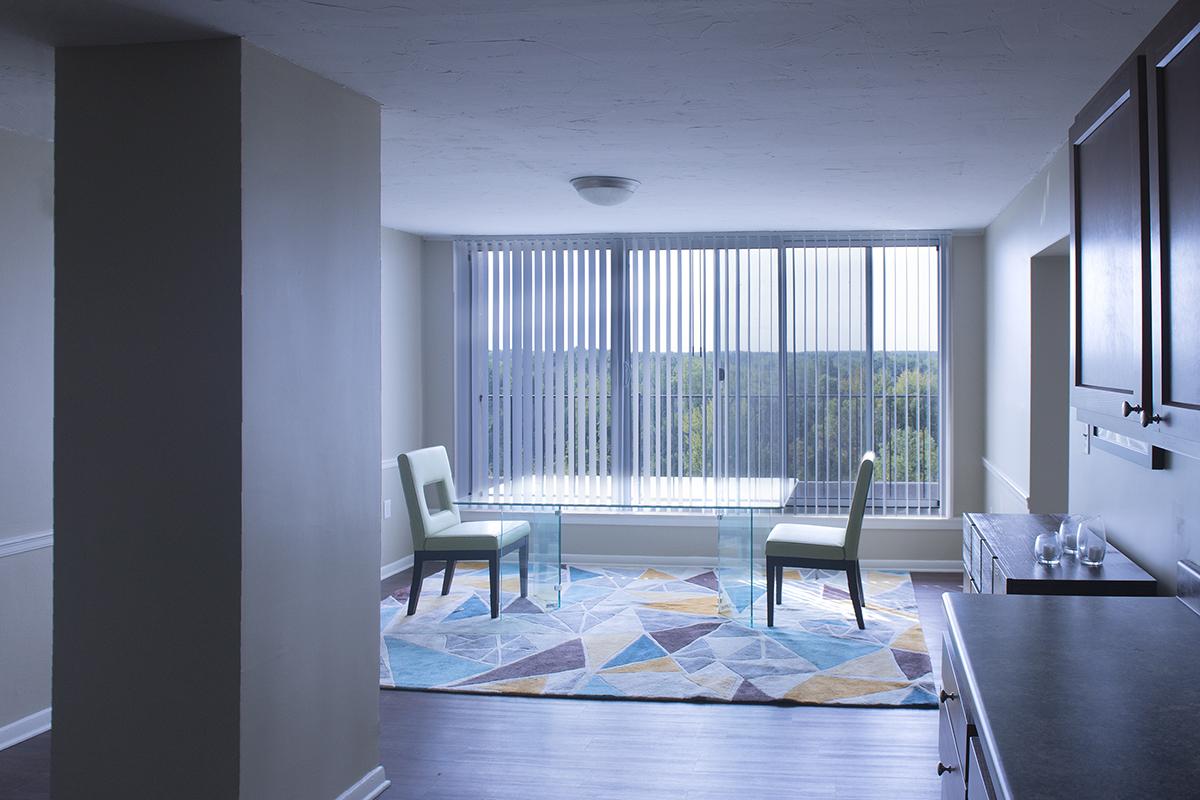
398 445 461 550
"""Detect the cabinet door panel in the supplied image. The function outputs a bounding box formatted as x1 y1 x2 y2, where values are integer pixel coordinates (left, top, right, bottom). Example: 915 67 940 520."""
1077 99 1141 392
1070 56 1152 426
1148 2 1200 442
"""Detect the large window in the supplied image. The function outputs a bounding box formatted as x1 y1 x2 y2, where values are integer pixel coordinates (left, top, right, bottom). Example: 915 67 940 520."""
455 232 946 515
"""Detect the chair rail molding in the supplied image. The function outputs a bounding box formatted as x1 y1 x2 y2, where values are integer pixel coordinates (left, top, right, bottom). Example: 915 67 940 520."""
0 529 53 559
981 457 1032 511
381 457 398 471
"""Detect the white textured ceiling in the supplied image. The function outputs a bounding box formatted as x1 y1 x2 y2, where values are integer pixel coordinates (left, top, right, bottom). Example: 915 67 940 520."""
0 0 1176 234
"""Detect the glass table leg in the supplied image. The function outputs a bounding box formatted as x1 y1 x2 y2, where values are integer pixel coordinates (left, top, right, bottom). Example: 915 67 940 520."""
497 506 561 615
716 508 755 625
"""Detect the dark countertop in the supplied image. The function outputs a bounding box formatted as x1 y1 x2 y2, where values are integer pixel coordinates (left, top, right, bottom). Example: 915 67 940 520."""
944 593 1200 800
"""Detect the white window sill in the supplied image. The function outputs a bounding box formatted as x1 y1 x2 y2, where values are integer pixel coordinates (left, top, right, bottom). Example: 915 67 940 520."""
459 505 960 530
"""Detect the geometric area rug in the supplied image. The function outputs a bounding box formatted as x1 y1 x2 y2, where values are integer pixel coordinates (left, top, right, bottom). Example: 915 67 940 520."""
380 564 936 708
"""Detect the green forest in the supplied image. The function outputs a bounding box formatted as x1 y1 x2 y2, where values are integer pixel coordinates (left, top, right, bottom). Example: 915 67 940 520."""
482 349 940 509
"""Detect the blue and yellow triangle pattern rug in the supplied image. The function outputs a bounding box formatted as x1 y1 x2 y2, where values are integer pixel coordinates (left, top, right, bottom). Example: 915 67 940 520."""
380 565 936 707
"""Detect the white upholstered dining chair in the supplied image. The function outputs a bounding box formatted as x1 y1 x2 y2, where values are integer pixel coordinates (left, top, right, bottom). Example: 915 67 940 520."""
398 446 530 618
766 451 876 629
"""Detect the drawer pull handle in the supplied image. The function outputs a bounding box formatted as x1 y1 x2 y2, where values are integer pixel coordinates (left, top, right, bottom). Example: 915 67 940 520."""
937 763 955 776
939 689 957 703
1122 401 1163 427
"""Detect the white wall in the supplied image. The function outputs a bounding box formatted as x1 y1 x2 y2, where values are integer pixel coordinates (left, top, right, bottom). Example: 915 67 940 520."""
0 127 53 741
1069 429 1200 593
417 234 985 565
982 146 1071 512
381 228 425 569
239 42 383 800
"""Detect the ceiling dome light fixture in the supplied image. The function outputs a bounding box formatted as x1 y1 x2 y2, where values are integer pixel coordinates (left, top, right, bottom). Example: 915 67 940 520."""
570 175 640 206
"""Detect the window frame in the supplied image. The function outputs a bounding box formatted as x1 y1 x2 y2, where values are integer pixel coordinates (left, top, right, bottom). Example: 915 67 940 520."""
452 231 952 517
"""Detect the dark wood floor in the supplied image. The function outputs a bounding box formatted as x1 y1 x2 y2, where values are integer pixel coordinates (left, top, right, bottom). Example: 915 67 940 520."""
0 570 960 800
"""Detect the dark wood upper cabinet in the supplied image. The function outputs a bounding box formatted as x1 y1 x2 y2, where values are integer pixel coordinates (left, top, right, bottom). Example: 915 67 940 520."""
1070 0 1200 456
1069 56 1152 429
1146 0 1200 445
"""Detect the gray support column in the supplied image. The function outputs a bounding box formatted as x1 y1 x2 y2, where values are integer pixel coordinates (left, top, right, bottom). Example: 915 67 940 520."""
54 38 384 800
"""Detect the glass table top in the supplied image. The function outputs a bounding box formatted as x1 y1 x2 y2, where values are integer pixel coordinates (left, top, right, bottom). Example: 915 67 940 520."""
454 477 797 512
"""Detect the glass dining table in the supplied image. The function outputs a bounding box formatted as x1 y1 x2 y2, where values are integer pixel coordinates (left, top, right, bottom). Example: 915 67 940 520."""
454 479 796 628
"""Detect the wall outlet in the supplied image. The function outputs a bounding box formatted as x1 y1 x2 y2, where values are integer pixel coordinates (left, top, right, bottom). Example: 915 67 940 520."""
384 499 392 519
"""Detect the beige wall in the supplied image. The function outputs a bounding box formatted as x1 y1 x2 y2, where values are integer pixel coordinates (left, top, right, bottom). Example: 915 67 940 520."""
948 234 986 519
420 239 455 461
381 228 425 568
0 127 54 737
417 234 986 565
981 146 1070 511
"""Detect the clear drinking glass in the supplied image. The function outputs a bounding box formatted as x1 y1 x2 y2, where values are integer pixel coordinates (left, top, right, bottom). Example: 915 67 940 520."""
1035 532 1062 566
1077 516 1108 566
1058 514 1083 555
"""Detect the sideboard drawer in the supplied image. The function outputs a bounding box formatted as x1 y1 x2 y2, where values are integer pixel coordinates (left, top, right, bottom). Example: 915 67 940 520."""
977 537 996 594
963 519 982 592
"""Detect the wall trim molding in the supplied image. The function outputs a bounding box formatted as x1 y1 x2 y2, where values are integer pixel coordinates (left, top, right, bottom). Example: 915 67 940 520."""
981 457 1031 511
859 559 962 572
335 765 390 800
0 529 53 559
381 457 398 471
382 554 414 580
0 707 51 752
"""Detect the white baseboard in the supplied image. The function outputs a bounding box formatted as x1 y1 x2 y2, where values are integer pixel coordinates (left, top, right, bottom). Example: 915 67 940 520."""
860 559 962 573
381 554 414 580
563 554 961 573
0 707 51 752
336 766 389 800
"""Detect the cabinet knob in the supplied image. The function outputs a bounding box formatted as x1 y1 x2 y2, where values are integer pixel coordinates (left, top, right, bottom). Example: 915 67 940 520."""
939 689 957 704
937 763 956 776
1139 408 1163 428
1121 401 1142 418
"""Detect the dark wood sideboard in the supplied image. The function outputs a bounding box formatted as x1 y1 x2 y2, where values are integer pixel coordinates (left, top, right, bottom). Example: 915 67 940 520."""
962 513 1157 597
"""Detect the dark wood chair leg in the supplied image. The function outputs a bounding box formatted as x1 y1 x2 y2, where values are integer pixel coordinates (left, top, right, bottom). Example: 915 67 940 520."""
766 557 776 627
488 553 501 619
846 562 865 629
518 540 529 598
407 552 425 616
441 559 457 596
775 564 784 605
855 562 866 608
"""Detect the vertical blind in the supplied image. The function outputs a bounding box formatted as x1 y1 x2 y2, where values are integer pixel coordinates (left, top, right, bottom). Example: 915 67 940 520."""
459 232 946 515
